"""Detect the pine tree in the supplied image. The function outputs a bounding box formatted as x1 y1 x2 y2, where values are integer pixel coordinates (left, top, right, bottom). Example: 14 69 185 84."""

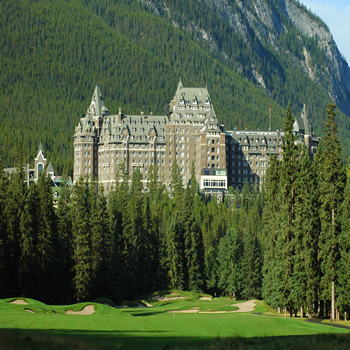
242 200 262 300
56 176 74 304
275 104 299 316
36 170 59 303
71 177 92 302
262 155 281 309
19 182 39 299
0 148 8 297
3 145 28 296
91 184 110 299
318 103 346 321
291 147 320 317
337 166 350 316
166 211 185 290
122 168 145 298
217 227 243 299
107 176 124 303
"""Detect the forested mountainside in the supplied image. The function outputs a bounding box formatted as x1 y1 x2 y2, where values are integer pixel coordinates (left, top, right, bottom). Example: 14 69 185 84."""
1 0 350 174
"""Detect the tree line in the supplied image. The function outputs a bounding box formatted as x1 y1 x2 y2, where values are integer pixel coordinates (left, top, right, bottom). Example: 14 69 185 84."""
0 151 263 305
263 102 350 320
1 102 350 322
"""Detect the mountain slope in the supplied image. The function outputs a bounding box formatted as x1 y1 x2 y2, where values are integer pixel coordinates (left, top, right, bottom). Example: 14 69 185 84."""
0 0 349 173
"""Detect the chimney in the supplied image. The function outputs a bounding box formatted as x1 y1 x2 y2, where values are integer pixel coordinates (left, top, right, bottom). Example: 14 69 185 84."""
118 108 122 124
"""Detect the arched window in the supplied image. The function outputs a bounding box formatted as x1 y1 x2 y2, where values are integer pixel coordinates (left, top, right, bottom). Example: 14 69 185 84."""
38 163 44 173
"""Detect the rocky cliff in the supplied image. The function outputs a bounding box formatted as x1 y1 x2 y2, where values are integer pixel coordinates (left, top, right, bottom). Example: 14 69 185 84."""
145 0 350 117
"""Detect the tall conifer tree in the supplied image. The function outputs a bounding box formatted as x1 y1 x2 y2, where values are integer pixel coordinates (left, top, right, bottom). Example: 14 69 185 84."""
291 147 320 317
71 177 92 302
318 103 345 321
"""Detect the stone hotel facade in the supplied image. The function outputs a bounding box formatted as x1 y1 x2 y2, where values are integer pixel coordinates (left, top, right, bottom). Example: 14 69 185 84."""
73 80 319 193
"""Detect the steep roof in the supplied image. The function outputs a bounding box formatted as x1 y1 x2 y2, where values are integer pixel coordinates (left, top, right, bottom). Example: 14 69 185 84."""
170 80 218 125
38 141 43 154
88 84 108 117
47 161 55 173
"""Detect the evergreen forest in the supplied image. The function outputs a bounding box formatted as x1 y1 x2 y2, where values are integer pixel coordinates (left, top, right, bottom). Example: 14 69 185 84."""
1 103 350 320
1 0 350 176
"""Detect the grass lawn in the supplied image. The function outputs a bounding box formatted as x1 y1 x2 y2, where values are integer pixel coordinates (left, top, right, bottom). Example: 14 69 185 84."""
0 296 349 349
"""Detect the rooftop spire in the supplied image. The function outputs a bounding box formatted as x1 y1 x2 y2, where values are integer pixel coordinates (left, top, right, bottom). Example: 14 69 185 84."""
88 84 106 117
177 77 183 90
38 141 43 154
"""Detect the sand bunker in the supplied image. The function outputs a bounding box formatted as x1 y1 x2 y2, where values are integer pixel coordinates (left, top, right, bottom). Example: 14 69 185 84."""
65 305 95 315
162 296 186 301
137 302 153 308
230 299 257 312
10 299 28 305
199 297 212 301
25 308 35 313
168 300 257 314
170 309 198 313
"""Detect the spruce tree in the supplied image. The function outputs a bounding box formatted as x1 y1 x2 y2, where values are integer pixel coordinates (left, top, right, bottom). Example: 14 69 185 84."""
107 176 124 303
275 104 299 316
36 170 58 303
166 211 185 290
291 147 320 317
3 145 28 296
318 103 346 320
91 184 110 299
71 177 92 302
122 168 145 298
262 155 281 309
217 228 243 299
242 200 262 300
338 168 350 316
19 182 39 299
56 176 74 304
0 148 8 297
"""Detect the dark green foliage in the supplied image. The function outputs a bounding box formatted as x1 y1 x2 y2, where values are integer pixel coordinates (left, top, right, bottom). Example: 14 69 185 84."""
90 185 110 299
217 227 243 298
2 0 350 178
56 177 74 304
36 171 59 303
291 147 320 315
2 99 350 313
71 177 92 302
318 103 346 308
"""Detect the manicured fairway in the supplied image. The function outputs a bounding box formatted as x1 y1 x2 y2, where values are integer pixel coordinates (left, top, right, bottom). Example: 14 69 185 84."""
0 298 349 349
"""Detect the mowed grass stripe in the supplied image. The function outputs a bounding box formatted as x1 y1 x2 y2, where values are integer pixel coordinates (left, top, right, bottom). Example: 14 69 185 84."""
0 298 349 349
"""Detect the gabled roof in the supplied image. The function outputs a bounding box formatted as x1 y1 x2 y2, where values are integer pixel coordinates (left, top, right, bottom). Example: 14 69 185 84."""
47 161 55 173
170 80 218 124
88 84 107 117
293 104 313 135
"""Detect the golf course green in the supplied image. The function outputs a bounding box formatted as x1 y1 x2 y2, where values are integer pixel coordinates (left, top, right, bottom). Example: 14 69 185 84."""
1 294 349 349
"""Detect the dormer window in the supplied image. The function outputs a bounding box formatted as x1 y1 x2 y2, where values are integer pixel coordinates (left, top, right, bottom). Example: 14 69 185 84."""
205 99 210 104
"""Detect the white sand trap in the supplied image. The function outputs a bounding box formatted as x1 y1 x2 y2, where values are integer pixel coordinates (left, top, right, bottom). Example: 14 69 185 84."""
168 300 257 314
162 296 186 301
65 305 95 315
230 299 257 312
169 309 198 313
144 302 153 307
10 299 28 305
199 297 212 301
25 308 35 313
